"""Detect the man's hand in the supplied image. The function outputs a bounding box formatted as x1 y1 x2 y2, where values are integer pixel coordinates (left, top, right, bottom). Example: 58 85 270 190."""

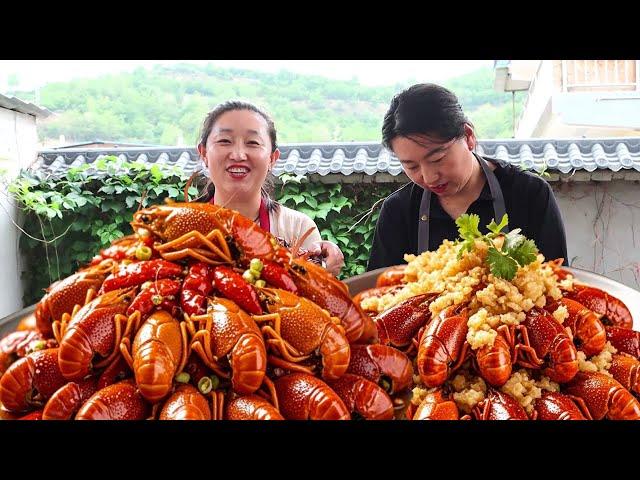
308 240 345 276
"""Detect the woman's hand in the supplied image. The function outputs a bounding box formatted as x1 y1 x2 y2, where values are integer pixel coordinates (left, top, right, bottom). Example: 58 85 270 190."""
308 240 345 276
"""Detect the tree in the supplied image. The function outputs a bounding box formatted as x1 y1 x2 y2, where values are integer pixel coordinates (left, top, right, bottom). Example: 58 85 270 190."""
34 64 518 145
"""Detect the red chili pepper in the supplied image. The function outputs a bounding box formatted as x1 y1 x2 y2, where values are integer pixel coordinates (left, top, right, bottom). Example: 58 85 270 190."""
182 263 215 295
261 260 298 293
181 262 215 316
140 235 155 248
100 245 129 261
212 266 263 315
101 259 183 293
126 278 182 316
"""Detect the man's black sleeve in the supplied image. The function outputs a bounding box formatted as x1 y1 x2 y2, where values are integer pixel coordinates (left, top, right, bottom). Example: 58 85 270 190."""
367 200 410 271
530 182 568 265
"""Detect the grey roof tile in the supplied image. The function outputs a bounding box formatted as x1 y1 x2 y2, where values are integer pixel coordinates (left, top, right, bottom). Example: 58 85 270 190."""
31 138 640 181
0 94 52 118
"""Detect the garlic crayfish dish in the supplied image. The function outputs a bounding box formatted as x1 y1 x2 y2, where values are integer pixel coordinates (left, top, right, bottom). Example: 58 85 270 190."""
353 214 640 420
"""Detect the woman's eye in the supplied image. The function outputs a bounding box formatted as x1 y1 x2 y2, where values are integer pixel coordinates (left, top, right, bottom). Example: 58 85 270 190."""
216 139 231 144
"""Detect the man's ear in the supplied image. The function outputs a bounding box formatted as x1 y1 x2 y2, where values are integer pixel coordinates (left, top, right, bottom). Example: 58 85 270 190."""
464 123 476 151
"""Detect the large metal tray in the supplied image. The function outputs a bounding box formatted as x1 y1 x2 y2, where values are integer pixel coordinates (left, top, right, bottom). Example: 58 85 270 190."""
344 266 640 330
0 305 35 339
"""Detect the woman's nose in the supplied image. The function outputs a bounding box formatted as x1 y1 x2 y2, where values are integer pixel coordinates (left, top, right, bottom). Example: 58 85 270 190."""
230 144 248 160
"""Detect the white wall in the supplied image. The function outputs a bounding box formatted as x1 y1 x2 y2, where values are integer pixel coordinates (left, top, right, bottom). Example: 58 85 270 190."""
0 108 38 317
553 180 640 290
516 60 554 138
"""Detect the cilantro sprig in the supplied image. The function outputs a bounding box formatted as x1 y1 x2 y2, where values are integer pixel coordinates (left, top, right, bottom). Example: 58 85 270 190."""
455 213 539 280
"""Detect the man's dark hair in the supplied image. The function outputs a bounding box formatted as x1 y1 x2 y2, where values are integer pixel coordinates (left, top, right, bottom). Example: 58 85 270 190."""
381 83 473 150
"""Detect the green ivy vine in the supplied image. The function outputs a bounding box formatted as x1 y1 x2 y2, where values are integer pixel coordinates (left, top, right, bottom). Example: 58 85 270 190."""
9 156 398 306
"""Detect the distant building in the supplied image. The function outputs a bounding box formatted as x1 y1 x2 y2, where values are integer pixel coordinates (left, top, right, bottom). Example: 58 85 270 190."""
495 60 640 138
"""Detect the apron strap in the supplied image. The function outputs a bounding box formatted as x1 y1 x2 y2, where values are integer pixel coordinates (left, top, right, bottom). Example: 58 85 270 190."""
417 153 508 254
258 197 271 232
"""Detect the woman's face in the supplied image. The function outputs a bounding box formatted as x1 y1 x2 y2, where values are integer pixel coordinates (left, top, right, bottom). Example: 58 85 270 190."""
390 124 476 197
198 109 279 203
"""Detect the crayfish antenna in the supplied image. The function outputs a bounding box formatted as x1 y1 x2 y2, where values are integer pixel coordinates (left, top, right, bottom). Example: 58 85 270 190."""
137 190 147 212
183 171 198 203
291 227 316 259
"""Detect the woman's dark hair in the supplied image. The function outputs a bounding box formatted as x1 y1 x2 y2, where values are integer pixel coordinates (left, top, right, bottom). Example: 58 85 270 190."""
198 100 278 153
381 83 473 150
196 100 279 212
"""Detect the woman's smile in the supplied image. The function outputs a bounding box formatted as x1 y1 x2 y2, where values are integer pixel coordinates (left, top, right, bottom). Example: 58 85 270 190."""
226 164 251 179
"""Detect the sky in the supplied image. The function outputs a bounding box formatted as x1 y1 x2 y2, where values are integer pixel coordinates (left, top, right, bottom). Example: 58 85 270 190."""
0 60 493 91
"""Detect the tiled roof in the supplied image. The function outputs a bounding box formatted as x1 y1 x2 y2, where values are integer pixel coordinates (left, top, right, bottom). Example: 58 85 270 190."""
0 94 51 119
54 140 169 149
32 138 640 181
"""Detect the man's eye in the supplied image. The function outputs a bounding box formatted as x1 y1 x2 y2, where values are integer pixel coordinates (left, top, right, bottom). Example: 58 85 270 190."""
216 139 231 144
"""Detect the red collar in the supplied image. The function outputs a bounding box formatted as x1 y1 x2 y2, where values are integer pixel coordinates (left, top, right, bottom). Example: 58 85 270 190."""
209 196 271 232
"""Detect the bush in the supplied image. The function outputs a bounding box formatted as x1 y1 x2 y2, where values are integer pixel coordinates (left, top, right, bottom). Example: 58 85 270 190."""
9 157 398 306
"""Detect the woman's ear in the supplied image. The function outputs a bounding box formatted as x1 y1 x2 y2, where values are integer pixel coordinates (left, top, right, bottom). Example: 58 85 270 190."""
270 148 281 170
197 144 208 167
464 124 476 151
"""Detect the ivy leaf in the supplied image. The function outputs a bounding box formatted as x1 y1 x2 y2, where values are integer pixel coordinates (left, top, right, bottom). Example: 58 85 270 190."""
278 194 294 204
336 236 350 247
487 246 518 280
316 206 332 221
509 239 539 267
150 165 163 183
304 196 318 209
298 207 316 219
67 192 88 207
331 197 352 211
126 195 140 208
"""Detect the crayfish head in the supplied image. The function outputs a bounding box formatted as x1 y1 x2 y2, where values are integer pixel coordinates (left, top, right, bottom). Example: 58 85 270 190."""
258 288 299 311
131 205 173 241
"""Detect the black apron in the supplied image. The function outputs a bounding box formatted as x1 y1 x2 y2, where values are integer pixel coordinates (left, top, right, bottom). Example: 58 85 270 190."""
417 153 508 253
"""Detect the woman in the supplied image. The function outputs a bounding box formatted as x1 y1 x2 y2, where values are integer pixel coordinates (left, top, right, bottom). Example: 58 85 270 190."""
196 100 345 276
367 83 568 271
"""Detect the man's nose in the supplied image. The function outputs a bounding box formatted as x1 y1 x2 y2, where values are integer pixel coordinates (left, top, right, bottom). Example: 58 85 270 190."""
421 164 439 185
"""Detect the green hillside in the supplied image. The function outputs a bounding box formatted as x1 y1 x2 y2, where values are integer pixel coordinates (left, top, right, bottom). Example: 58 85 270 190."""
7 63 524 145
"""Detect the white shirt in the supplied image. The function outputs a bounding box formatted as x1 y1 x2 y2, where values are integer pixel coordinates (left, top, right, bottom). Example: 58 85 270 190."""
269 204 322 251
